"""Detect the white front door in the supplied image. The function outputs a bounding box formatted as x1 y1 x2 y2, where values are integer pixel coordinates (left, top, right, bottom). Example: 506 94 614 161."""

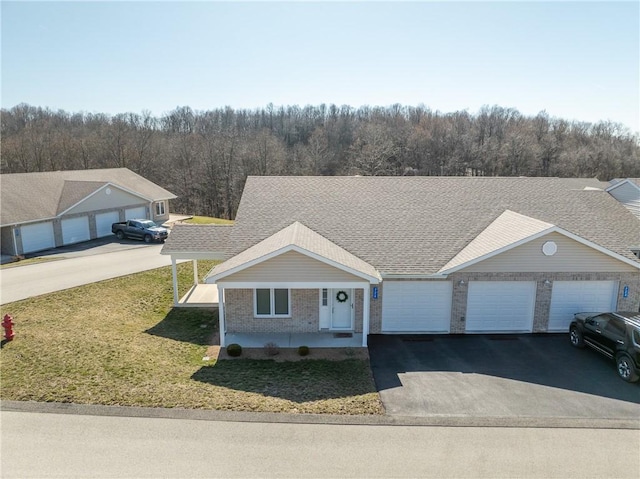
331 289 353 330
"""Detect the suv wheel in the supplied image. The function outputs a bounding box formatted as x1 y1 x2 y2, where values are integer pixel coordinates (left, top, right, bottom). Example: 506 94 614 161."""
116 230 124 240
144 234 152 243
616 355 639 383
569 327 584 348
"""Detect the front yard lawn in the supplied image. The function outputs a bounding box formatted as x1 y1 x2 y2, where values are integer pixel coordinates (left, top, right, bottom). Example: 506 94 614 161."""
0 262 383 415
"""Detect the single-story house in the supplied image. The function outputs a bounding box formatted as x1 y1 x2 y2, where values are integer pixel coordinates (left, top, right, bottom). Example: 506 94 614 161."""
162 176 640 347
1 168 176 256
607 178 640 222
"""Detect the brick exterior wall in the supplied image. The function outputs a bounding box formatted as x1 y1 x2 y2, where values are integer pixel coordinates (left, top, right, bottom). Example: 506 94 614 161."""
225 287 369 334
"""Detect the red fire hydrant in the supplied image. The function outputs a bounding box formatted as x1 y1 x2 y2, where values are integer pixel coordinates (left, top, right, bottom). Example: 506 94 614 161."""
2 314 15 341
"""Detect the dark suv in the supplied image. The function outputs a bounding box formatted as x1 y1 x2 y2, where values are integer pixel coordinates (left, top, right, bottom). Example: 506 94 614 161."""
570 312 640 382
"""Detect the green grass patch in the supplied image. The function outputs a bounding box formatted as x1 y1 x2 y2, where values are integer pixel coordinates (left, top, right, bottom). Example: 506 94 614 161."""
0 261 382 415
183 216 234 225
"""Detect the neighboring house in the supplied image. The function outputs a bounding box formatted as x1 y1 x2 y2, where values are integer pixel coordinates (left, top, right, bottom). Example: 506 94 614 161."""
162 176 640 347
1 168 176 256
607 178 640 221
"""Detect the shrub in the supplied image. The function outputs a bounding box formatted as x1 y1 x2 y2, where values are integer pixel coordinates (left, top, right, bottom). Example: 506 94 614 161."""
226 343 242 357
264 342 280 356
298 345 310 356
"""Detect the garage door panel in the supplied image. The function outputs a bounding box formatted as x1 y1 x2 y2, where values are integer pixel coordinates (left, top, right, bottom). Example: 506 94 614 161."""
62 216 90 245
382 281 452 332
96 211 120 238
125 206 147 220
21 222 55 253
466 281 536 332
548 281 617 332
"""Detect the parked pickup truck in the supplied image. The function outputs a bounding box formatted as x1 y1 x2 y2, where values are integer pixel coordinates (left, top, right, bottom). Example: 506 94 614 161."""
112 219 169 243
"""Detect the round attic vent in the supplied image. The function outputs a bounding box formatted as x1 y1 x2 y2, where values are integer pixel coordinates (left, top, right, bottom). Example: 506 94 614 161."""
542 241 557 256
106 187 112 195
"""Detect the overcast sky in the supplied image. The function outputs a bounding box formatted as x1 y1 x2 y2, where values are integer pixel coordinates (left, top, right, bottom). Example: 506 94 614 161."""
2 1 638 133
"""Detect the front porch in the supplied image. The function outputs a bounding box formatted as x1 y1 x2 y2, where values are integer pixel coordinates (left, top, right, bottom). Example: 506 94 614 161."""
177 284 219 307
225 332 364 348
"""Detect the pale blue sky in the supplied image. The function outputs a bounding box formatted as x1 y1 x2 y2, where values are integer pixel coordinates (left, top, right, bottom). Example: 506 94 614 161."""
2 1 639 132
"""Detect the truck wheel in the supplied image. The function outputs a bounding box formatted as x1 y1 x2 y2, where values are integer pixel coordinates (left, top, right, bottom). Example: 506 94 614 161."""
616 355 639 383
144 234 152 243
116 230 125 240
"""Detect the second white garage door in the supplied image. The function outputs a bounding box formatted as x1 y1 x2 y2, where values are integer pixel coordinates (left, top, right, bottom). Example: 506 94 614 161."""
21 221 55 253
466 281 536 332
125 206 147 220
96 211 120 238
62 216 90 245
547 281 618 332
382 281 452 332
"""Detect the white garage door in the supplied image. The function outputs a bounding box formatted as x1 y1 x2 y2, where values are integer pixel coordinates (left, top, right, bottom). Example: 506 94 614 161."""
21 222 55 253
548 281 618 332
466 281 536 332
382 281 452 332
62 216 90 245
96 211 120 238
125 206 147 220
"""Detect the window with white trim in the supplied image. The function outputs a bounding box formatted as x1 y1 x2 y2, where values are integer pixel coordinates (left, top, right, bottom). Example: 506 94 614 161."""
255 288 290 317
155 201 166 216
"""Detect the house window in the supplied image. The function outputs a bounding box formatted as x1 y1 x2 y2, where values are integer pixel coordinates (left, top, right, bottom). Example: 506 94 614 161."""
322 288 328 306
155 201 166 216
255 288 290 317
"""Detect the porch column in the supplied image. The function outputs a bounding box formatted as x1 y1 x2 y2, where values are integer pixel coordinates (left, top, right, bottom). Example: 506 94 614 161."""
362 284 370 347
171 257 179 306
192 260 199 285
218 287 226 347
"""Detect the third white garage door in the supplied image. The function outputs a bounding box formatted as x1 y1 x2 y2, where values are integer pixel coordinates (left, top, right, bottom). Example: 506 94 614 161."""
61 216 90 245
466 281 536 333
547 281 618 332
125 206 147 220
382 281 452 332
96 211 120 238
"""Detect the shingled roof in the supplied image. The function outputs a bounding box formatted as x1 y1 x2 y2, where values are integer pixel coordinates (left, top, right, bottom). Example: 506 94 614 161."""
1 168 176 226
161 223 231 258
221 176 640 275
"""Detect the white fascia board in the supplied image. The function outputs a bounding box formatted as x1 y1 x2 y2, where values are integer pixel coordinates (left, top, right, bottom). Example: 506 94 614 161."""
57 182 151 217
1 216 58 227
380 273 449 279
439 226 640 274
438 226 558 274
606 179 640 193
162 251 227 260
289 245 381 283
216 281 370 289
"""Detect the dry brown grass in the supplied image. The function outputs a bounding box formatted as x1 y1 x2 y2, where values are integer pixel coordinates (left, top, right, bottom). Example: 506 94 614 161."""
0 262 383 415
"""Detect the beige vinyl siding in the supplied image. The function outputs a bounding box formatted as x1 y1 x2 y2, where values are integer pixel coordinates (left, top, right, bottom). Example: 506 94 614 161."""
459 232 637 273
222 250 365 282
66 186 148 215
608 182 640 220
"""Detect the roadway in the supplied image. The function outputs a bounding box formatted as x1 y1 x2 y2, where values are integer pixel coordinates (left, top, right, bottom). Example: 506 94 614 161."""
2 409 639 478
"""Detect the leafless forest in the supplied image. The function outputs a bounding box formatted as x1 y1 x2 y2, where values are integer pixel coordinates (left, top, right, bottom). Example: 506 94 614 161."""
2 103 639 219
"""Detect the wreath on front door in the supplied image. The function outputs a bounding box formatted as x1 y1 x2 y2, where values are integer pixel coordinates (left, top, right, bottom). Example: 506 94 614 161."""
336 290 349 303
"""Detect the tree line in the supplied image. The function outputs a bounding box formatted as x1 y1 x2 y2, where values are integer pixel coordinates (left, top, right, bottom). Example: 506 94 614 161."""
2 103 639 219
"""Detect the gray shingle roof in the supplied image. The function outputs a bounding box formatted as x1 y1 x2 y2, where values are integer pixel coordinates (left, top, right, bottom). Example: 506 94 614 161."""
1 168 176 226
161 223 231 255
207 221 381 281
224 176 640 275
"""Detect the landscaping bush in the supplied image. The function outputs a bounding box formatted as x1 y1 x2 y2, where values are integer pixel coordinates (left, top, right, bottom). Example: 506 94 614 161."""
226 343 242 357
298 345 310 356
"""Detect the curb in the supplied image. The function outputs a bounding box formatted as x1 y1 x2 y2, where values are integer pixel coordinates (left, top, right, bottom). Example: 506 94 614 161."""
2 400 638 430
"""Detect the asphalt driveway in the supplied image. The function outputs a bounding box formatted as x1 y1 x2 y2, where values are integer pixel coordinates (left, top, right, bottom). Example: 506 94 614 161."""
368 334 640 419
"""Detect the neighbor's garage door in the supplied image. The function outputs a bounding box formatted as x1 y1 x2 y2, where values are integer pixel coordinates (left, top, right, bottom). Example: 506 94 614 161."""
466 281 536 332
61 216 90 245
382 281 452 332
125 206 146 220
21 221 55 253
96 211 120 238
547 281 618 332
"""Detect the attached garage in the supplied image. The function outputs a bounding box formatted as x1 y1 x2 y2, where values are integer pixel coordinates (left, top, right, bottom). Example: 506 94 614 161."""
62 216 90 245
382 281 452 332
96 211 120 238
466 281 536 332
125 206 147 220
547 281 618 332
21 221 55 253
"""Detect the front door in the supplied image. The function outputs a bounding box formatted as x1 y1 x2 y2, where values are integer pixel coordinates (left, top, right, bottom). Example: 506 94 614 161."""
331 289 353 330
